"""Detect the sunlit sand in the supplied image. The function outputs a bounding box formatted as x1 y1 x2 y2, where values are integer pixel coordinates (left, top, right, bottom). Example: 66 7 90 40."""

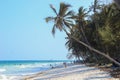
23 64 119 80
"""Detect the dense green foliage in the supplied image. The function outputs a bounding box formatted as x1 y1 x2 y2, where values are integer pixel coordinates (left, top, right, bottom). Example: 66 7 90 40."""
46 1 120 66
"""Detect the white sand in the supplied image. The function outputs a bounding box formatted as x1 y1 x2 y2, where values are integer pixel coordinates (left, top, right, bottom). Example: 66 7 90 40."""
0 75 21 80
23 64 119 80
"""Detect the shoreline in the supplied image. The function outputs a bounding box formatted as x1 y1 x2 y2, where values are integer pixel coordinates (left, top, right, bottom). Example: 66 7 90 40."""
22 63 119 80
0 60 68 80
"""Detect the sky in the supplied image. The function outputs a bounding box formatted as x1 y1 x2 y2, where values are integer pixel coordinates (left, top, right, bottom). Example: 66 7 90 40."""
0 0 112 60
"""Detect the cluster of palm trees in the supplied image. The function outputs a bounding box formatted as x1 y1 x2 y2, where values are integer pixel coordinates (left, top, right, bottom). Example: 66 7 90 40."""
45 0 120 66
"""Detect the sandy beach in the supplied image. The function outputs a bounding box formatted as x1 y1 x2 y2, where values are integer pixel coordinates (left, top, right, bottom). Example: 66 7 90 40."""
23 64 119 80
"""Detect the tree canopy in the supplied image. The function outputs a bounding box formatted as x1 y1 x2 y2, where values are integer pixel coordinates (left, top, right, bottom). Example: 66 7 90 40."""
45 0 120 66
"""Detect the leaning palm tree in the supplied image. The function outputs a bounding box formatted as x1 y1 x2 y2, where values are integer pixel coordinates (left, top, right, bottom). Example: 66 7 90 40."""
45 2 120 66
65 28 88 64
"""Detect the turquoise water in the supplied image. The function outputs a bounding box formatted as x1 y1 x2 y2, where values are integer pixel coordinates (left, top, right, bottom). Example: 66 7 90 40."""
0 60 70 76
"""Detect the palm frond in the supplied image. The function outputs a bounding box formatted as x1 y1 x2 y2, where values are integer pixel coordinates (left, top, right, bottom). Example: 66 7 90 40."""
67 53 74 59
52 24 56 36
45 17 54 23
63 20 71 29
65 19 73 23
59 2 71 17
56 19 63 31
50 4 58 16
64 11 74 17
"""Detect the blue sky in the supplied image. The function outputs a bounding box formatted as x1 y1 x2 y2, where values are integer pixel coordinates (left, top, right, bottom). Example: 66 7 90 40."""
0 0 111 60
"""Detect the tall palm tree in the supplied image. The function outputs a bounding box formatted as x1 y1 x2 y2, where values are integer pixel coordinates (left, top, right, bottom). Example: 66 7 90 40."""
71 7 99 63
72 7 89 44
45 2 120 66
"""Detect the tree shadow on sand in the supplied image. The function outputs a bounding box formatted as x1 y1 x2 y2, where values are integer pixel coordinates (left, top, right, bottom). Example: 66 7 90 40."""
34 67 102 80
84 71 112 80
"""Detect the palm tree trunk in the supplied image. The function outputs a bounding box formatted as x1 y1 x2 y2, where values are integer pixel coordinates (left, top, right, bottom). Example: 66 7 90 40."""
71 36 120 66
79 22 99 62
63 27 120 66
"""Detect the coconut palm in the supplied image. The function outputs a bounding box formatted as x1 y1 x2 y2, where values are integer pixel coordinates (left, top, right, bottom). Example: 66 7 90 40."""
45 2 74 35
65 27 88 63
69 7 99 63
45 2 120 66
72 7 89 44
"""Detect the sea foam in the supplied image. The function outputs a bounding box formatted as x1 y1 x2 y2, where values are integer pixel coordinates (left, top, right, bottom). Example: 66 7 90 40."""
0 69 6 72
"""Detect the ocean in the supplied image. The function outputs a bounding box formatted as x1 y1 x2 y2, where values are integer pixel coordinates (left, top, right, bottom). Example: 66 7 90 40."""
0 60 70 80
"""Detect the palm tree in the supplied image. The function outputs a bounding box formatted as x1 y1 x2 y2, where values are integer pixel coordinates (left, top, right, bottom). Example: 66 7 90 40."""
45 2 74 35
72 7 89 44
65 27 87 63
45 2 120 66
73 7 99 62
